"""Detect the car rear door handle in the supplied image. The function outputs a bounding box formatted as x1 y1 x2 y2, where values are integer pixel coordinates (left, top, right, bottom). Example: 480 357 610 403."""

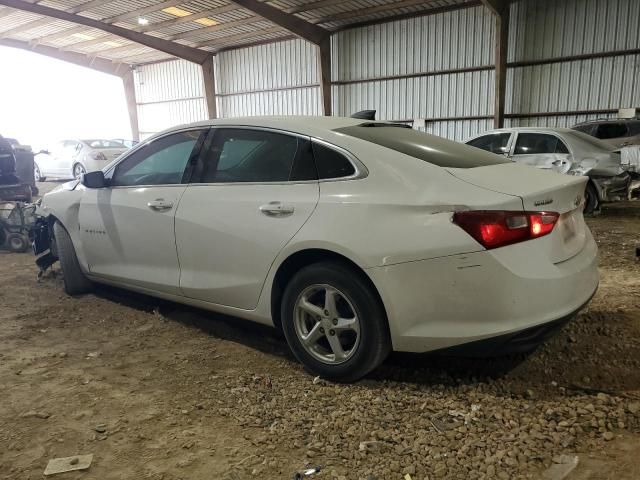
259 201 295 217
147 199 174 212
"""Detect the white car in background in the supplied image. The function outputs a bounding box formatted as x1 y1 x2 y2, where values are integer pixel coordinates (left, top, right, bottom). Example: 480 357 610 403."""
35 117 598 381
34 139 128 181
465 127 631 213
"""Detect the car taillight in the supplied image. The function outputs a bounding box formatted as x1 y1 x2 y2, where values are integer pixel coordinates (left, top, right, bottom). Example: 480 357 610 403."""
452 210 559 249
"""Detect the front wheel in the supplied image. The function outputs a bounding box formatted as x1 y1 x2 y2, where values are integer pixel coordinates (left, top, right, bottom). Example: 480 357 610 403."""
584 182 599 215
281 262 390 382
53 222 93 295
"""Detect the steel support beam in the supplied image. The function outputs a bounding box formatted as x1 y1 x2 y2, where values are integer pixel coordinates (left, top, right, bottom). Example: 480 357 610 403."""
228 0 329 45
122 69 140 141
482 0 509 128
201 55 217 119
0 0 210 64
317 37 331 116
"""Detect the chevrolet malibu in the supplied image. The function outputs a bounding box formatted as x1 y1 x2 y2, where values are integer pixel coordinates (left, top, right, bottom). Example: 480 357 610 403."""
34 117 599 382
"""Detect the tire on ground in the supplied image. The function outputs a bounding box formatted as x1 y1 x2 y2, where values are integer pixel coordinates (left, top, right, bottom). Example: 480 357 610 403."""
584 181 599 215
281 261 391 383
53 221 93 295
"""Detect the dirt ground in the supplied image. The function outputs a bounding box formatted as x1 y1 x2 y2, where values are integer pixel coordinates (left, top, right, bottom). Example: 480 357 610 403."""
0 185 639 480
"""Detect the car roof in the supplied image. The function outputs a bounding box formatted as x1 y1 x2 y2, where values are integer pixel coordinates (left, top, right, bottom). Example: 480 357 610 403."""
472 127 575 135
574 118 639 126
184 116 373 137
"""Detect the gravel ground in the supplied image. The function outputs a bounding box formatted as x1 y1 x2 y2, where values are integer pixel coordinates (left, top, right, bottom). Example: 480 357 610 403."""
0 189 639 480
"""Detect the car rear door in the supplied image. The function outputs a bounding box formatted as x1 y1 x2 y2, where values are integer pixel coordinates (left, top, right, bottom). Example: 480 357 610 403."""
509 132 573 173
175 127 319 310
466 132 513 156
78 128 208 295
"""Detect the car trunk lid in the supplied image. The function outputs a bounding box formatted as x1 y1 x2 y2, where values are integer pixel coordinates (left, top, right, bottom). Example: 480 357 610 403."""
447 162 589 263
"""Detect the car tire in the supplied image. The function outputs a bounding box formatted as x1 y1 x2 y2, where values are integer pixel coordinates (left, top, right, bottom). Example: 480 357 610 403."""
73 163 86 179
281 261 391 382
584 182 599 215
6 233 29 253
53 221 93 295
34 163 45 182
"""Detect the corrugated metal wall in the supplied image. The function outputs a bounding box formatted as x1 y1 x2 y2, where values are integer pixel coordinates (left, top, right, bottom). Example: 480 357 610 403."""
215 39 322 117
505 0 640 131
332 5 495 140
132 0 639 141
134 59 208 139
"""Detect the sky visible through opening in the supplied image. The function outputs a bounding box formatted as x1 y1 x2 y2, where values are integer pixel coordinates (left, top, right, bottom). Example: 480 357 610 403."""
0 46 131 151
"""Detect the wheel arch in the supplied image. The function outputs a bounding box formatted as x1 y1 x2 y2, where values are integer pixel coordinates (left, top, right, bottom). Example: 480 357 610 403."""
270 248 388 332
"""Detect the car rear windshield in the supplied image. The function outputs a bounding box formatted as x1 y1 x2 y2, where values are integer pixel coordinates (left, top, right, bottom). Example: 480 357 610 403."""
333 124 510 168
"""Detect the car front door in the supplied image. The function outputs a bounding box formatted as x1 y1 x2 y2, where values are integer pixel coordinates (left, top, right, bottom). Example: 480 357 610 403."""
78 128 207 295
510 132 573 173
175 127 319 310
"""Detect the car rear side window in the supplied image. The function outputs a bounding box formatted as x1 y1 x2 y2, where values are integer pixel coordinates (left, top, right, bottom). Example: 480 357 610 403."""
514 133 569 155
312 142 355 179
467 133 511 154
198 129 312 183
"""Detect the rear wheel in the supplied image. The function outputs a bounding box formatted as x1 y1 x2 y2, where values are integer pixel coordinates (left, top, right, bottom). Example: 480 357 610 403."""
281 262 390 382
34 163 45 182
73 163 86 179
584 182 599 215
53 221 93 295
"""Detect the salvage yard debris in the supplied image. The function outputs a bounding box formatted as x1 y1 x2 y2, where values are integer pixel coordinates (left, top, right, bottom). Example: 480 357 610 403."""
43 454 93 476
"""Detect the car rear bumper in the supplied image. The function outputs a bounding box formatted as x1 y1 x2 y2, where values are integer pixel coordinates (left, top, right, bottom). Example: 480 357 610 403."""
367 229 599 353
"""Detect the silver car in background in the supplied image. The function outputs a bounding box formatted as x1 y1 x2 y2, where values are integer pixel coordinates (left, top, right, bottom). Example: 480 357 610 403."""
466 127 631 213
35 139 128 181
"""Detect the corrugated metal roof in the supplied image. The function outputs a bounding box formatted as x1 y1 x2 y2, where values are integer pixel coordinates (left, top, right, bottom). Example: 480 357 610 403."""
0 0 472 66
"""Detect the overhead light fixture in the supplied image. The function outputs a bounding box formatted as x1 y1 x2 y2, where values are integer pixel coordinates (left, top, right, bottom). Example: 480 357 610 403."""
72 32 94 40
162 6 192 17
195 17 219 26
103 41 121 47
138 17 149 25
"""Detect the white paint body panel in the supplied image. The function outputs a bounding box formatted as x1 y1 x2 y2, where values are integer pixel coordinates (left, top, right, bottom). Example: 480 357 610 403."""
176 182 319 309
40 117 599 353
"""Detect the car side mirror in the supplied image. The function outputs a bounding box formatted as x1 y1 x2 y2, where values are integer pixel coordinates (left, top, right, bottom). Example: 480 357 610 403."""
37 149 49 155
82 171 107 189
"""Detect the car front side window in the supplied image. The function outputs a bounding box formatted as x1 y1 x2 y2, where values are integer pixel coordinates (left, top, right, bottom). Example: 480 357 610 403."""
467 133 511 155
110 130 203 187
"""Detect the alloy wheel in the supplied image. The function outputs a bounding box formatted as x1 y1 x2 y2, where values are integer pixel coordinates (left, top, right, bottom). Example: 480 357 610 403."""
293 284 360 365
73 164 86 179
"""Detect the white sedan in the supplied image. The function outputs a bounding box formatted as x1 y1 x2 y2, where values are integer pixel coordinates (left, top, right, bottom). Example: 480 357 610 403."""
35 139 128 181
35 117 599 382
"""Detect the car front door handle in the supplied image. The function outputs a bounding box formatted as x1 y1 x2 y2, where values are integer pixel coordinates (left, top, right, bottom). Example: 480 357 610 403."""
147 199 174 212
259 201 295 217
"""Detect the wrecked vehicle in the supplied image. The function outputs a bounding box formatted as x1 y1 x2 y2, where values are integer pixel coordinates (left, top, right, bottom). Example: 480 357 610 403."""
465 127 631 214
572 118 640 149
34 117 598 382
0 134 33 202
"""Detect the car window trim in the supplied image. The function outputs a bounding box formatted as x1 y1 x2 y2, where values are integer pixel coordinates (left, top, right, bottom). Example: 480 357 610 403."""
188 126 366 186
104 127 209 189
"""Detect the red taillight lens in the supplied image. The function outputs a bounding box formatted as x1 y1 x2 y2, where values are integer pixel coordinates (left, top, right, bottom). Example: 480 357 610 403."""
452 210 559 249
